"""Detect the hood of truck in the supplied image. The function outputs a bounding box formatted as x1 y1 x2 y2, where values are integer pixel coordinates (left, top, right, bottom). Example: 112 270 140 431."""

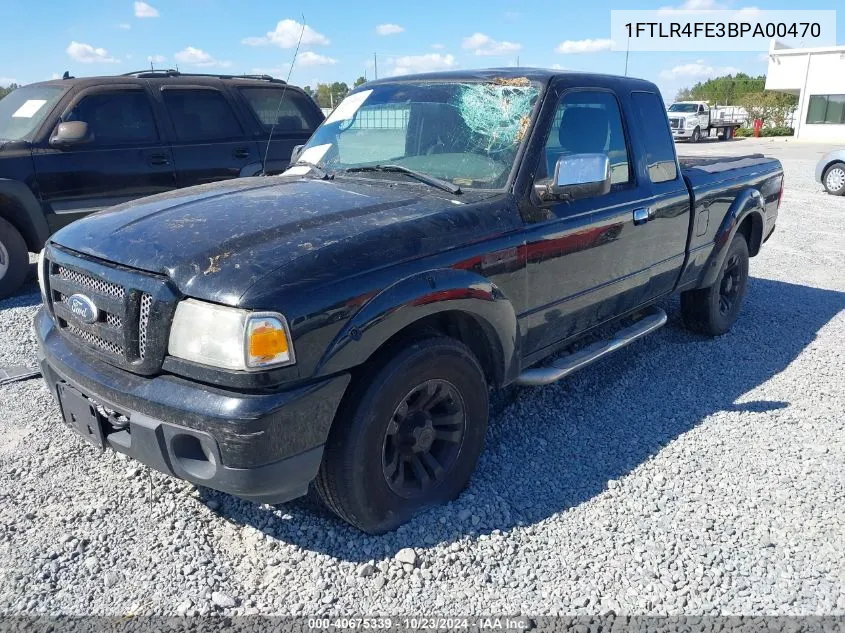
51 175 509 306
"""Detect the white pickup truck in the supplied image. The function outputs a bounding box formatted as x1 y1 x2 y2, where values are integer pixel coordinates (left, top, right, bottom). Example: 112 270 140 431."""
667 101 746 142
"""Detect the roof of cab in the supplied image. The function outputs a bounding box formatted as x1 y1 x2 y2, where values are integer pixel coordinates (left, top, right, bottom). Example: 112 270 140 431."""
362 67 659 92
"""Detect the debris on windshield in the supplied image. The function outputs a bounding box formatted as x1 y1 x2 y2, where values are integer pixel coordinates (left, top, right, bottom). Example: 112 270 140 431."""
456 81 538 152
493 76 532 87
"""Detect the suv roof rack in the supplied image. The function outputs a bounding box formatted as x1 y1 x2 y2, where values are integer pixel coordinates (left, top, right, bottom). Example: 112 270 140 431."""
120 69 286 83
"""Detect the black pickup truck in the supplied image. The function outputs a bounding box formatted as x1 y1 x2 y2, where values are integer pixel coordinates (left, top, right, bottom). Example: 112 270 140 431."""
34 69 783 533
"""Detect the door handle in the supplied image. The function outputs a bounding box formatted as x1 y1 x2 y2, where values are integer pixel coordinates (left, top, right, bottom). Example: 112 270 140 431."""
633 208 653 225
233 147 250 160
147 152 170 166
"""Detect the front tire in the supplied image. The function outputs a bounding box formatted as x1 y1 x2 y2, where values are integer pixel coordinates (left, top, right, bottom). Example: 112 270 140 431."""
316 337 489 534
681 234 750 336
823 163 845 196
0 217 29 300
691 127 701 143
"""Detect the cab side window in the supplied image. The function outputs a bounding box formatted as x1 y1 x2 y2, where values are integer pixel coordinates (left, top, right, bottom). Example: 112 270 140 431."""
541 90 632 188
65 91 158 145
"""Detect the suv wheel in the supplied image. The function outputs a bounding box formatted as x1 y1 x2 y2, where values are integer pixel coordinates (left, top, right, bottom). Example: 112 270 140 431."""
680 233 750 336
316 337 489 534
0 217 29 300
823 163 845 196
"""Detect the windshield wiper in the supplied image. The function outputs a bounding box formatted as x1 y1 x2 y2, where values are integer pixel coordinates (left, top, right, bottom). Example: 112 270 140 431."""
343 164 462 195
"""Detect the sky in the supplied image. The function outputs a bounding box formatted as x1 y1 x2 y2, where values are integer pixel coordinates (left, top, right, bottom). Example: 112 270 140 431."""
0 0 842 102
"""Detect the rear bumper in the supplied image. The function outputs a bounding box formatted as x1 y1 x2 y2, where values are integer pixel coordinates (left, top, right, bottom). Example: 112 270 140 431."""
35 308 350 505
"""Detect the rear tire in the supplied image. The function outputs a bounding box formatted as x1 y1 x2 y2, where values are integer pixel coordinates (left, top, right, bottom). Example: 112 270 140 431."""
822 163 845 196
316 337 489 534
0 217 29 300
681 233 749 336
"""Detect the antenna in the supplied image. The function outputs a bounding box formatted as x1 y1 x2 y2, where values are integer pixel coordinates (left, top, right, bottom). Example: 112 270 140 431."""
624 35 630 76
261 14 307 176
374 52 378 80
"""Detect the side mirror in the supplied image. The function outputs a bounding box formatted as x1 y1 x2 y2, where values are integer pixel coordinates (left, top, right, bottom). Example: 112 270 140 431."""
546 153 611 201
50 121 91 147
290 144 304 164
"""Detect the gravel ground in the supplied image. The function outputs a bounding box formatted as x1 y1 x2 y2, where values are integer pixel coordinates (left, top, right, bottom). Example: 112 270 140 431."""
0 138 843 617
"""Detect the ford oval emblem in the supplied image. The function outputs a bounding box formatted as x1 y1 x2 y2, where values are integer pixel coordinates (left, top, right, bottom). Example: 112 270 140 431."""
67 294 100 325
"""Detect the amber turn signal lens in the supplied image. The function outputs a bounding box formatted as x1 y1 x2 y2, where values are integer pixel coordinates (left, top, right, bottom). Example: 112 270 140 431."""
249 324 289 359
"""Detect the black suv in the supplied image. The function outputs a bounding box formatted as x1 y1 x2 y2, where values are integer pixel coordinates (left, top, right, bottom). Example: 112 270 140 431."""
0 70 324 298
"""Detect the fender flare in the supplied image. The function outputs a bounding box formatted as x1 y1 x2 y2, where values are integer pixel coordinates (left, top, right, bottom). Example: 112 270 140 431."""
0 179 50 251
697 188 765 289
315 268 521 386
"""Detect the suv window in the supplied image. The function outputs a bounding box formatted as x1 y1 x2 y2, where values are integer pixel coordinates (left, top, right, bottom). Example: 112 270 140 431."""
162 89 243 141
239 87 322 131
543 90 631 187
65 90 158 145
631 91 678 184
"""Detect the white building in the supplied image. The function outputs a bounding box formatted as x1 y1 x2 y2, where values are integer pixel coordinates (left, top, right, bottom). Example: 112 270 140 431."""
765 41 845 141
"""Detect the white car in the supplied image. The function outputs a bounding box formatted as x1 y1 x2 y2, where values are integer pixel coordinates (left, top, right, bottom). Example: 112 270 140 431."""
815 149 845 196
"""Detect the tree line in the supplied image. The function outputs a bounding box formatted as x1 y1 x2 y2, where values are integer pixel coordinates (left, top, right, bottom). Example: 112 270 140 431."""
302 76 366 109
0 83 19 99
675 73 798 127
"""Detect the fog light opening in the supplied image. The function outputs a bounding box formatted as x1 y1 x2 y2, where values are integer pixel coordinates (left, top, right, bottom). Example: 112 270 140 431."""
170 434 217 480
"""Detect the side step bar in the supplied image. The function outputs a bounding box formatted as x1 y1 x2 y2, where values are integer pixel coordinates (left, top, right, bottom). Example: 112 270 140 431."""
515 306 668 386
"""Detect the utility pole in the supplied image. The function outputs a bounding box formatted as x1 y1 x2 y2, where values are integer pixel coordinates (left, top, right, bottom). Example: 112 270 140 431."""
374 52 378 80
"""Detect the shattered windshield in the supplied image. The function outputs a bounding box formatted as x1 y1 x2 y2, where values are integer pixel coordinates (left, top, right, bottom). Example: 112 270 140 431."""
668 103 698 113
288 79 541 189
0 85 65 141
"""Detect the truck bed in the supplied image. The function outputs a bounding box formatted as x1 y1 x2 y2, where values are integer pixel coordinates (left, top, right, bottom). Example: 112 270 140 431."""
679 154 781 189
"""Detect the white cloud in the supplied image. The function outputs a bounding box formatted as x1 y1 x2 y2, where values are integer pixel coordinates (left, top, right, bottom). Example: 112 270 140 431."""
298 51 338 67
174 46 232 68
431 43 444 50
134 1 159 18
0 76 17 86
659 61 741 80
556 38 614 54
504 11 521 21
462 33 521 56
148 54 166 64
242 19 330 48
389 53 457 76
658 1 759 15
117 23 131 30
66 41 121 64
551 64 567 70
375 23 404 36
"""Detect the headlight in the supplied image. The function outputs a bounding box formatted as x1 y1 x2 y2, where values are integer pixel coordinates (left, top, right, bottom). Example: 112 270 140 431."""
168 299 295 371
37 248 47 303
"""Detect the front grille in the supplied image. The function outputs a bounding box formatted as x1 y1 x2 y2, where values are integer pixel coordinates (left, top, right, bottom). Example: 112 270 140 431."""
45 247 177 374
139 293 152 359
669 117 681 129
57 266 124 299
67 325 124 357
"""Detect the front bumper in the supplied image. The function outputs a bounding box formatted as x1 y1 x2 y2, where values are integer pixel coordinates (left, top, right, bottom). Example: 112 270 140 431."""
35 308 350 505
672 127 695 139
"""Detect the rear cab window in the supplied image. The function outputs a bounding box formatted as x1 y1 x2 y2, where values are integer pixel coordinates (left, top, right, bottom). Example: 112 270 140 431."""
631 91 679 184
238 87 323 132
